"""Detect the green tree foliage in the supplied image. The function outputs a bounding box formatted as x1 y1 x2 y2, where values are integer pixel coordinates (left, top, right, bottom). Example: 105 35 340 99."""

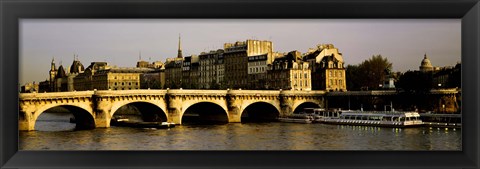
396 71 433 93
346 65 362 90
346 55 393 90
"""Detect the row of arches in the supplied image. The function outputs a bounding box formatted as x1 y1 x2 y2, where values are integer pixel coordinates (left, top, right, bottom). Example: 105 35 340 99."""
32 101 320 131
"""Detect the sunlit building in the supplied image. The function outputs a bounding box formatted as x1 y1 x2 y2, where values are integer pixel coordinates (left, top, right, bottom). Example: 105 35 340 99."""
91 67 154 90
199 50 224 89
303 44 346 91
164 57 184 88
224 40 273 89
49 55 85 92
267 51 311 90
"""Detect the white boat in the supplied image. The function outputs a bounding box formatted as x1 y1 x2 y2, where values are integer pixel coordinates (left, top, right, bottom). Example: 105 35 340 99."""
311 108 423 128
277 114 314 124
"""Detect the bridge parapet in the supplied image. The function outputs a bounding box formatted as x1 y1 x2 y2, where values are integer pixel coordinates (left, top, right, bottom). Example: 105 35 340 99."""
227 90 280 96
280 90 326 96
20 91 95 100
167 89 228 96
94 89 167 96
326 90 397 96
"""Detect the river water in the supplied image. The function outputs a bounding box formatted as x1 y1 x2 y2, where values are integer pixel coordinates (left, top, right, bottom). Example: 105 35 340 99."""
19 112 461 150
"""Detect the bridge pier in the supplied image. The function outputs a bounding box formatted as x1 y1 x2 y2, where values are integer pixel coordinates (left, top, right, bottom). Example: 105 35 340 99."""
94 99 113 128
280 95 293 117
227 109 242 123
94 113 111 128
226 94 242 123
19 110 35 131
168 108 182 124
19 119 35 131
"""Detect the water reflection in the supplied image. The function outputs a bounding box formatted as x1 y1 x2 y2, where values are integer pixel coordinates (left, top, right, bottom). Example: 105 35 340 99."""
20 113 461 151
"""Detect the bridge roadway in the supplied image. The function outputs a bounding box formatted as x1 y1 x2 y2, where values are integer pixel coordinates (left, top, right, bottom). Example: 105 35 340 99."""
19 89 459 131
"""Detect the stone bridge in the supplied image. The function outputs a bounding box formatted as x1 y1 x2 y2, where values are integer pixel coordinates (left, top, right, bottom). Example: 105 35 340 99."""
19 89 325 131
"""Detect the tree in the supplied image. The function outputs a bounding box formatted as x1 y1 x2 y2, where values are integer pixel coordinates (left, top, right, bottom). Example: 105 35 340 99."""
346 55 393 90
447 63 461 88
360 55 392 90
396 70 433 93
346 64 362 90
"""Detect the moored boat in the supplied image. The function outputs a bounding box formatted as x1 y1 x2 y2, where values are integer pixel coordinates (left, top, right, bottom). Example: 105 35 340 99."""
277 114 314 124
311 108 423 128
111 118 175 129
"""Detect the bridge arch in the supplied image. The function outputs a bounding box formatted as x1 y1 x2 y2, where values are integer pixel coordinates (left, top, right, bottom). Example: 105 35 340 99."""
292 101 322 114
181 101 229 124
110 101 168 122
292 100 322 114
33 104 95 130
241 101 280 122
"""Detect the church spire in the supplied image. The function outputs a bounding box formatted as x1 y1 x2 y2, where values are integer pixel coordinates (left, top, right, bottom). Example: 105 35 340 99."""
177 34 183 58
51 57 56 70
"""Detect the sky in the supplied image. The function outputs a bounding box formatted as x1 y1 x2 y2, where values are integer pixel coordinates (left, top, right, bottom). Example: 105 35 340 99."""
20 19 461 85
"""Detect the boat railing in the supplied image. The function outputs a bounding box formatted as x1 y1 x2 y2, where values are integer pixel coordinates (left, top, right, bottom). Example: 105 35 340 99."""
341 110 418 115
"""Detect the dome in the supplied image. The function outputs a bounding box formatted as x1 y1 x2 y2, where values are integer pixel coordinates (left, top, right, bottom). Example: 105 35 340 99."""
419 54 433 72
70 60 85 74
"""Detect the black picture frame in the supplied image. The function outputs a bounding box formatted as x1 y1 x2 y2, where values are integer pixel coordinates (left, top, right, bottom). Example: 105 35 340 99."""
1 0 479 168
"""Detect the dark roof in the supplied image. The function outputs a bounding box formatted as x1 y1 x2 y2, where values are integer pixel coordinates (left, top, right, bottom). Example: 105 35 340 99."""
70 60 85 73
57 65 67 78
303 49 322 60
86 62 108 71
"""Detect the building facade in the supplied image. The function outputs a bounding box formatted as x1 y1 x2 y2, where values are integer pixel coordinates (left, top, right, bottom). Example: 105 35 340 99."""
247 53 269 89
267 51 311 90
164 57 184 88
199 50 224 89
303 44 346 91
73 62 109 91
49 56 86 92
181 55 199 89
223 40 273 89
91 67 153 90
